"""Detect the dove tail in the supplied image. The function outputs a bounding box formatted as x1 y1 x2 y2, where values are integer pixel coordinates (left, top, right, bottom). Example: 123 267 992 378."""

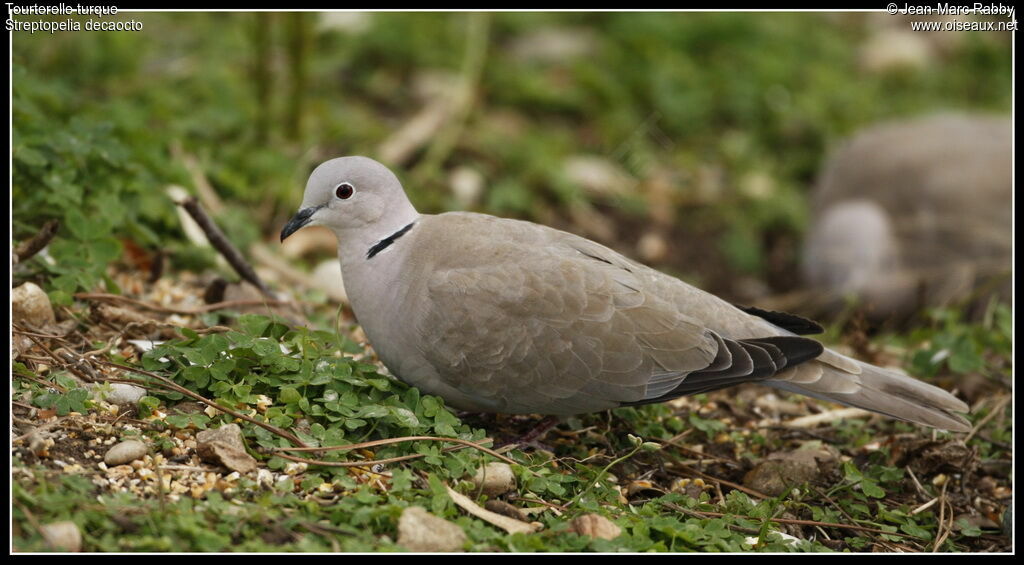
768 356 971 432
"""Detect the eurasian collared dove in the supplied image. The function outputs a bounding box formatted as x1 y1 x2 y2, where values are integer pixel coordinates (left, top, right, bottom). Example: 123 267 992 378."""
281 156 971 432
803 114 1011 320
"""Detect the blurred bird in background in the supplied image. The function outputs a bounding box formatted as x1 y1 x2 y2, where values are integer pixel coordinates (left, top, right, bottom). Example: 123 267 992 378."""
800 114 1011 323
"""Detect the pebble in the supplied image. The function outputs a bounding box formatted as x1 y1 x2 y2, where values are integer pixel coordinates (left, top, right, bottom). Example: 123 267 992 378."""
104 439 149 466
470 462 516 497
397 506 467 552
95 383 147 406
196 424 258 474
570 514 622 540
12 281 56 327
39 521 82 552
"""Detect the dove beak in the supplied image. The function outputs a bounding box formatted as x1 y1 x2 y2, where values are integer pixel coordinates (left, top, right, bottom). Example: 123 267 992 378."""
280 205 323 242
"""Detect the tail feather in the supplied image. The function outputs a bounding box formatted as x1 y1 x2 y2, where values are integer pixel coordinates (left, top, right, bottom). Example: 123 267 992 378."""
768 354 971 432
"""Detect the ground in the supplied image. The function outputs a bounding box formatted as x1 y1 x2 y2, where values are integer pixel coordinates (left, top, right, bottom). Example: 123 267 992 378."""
11 262 1013 552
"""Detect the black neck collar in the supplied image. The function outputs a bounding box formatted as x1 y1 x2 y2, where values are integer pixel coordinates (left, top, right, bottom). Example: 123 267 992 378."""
366 221 416 259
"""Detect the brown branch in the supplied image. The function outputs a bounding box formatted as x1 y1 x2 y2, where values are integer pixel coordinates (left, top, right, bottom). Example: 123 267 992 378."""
14 219 60 263
178 196 273 297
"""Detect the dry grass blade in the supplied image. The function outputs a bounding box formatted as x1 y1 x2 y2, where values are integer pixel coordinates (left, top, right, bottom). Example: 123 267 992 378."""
785 407 873 428
446 485 540 534
963 395 1009 443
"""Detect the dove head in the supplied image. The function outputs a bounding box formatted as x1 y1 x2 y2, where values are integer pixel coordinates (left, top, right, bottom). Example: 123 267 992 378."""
280 156 419 251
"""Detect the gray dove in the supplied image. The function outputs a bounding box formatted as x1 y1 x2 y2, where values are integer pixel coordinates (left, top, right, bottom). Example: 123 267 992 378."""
281 156 970 432
803 114 1011 320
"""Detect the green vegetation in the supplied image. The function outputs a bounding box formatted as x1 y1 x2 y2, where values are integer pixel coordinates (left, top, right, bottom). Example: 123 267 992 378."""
12 305 1012 552
13 12 1011 286
11 12 1011 553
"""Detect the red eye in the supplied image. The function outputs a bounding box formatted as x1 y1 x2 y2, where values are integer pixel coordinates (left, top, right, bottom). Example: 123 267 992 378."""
335 183 354 199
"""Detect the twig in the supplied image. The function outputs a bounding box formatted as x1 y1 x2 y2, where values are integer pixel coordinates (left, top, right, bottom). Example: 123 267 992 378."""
95 376 180 396
177 197 273 297
276 441 481 473
54 347 101 381
301 521 357 537
933 482 952 552
663 461 770 500
74 293 290 315
659 503 919 539
964 395 1009 443
15 327 94 383
910 497 939 516
12 371 68 394
660 430 738 465
81 336 119 359
14 219 60 263
905 466 931 501
813 486 879 542
299 521 351 545
10 327 72 341
13 416 69 443
276 450 425 470
508 496 568 513
13 401 37 412
713 480 726 505
272 435 520 468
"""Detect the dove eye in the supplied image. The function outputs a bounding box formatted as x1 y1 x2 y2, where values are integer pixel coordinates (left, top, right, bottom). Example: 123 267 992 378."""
335 183 355 199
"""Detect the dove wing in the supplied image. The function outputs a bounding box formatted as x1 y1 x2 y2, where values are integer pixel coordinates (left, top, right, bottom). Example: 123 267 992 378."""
409 213 821 415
